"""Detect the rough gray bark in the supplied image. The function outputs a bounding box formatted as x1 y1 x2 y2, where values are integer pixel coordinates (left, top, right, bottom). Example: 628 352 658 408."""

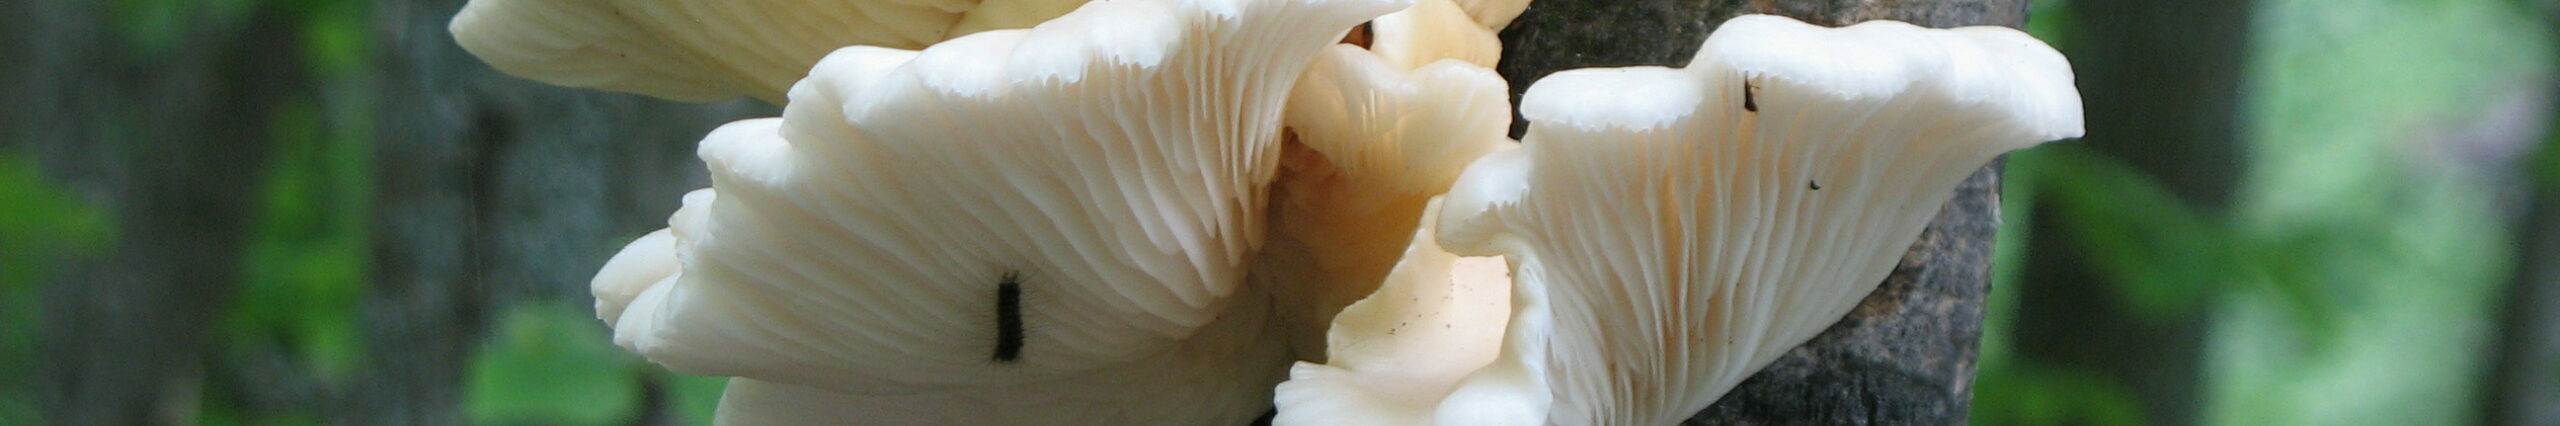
8 2 309 424
1495 1 2024 423
2009 0 2251 424
360 0 768 423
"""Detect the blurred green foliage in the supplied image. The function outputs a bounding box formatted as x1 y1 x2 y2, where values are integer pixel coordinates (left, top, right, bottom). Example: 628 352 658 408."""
460 303 730 425
464 303 643 425
1982 0 2555 425
0 151 112 426
2208 0 2544 422
228 101 369 390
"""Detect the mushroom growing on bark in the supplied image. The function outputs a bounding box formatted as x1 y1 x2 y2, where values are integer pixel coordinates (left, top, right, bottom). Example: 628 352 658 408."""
1275 14 2083 425
584 0 1403 421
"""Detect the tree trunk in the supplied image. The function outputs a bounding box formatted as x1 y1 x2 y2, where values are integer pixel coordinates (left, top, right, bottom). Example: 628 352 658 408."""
2482 5 2560 421
6 2 309 424
359 0 767 423
2486 155 2560 426
2008 0 2251 425
1496 1 2024 423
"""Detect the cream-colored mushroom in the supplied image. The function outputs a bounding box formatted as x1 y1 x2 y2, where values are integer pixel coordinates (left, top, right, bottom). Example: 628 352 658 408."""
1284 14 2084 425
1257 46 1512 360
1271 198 1515 426
586 0 1402 421
449 0 1091 102
1367 0 1508 70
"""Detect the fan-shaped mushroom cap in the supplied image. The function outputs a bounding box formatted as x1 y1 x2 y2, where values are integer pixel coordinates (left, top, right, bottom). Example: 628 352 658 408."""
1271 198 1513 426
592 228 677 327
1257 46 1511 360
1367 0 1506 70
1451 0 1529 30
449 0 1091 102
708 284 1291 424
585 0 1401 419
1309 15 2081 425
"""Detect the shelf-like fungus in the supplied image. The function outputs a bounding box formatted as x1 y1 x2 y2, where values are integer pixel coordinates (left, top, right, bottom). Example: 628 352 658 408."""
584 0 1402 421
1271 198 1516 426
1259 45 1514 359
450 0 1094 102
1277 14 2083 425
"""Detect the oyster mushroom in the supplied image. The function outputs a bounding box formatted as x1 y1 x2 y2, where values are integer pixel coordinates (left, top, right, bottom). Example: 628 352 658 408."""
447 0 1525 104
449 0 1092 102
588 0 1402 421
1271 198 1515 426
1366 0 1510 70
1278 14 2084 425
1258 46 1513 359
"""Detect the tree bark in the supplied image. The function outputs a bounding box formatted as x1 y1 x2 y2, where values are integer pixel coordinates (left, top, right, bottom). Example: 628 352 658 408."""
8 2 309 424
2008 1 2251 425
1496 1 2024 423
359 1 768 423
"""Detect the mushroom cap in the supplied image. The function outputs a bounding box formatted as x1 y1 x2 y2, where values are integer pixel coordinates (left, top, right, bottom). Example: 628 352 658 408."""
586 0 1402 417
591 228 678 327
1271 198 1514 426
1451 0 1530 30
1368 0 1506 70
1420 15 2079 425
1256 45 1511 360
449 0 1090 102
709 283 1291 424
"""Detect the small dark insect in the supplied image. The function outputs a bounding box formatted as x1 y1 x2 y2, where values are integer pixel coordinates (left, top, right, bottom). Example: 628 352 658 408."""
1743 79 1760 112
1809 180 1821 191
993 272 1024 362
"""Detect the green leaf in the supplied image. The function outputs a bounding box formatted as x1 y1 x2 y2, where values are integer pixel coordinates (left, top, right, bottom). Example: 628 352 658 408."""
0 150 110 426
1970 362 2150 426
668 373 731 425
2021 146 2228 322
464 303 644 426
2024 0 2074 47
225 102 367 383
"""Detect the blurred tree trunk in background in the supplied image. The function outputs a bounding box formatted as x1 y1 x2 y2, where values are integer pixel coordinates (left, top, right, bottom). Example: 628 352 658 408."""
1498 0 2023 422
2488 139 2560 426
364 0 767 423
2011 0 2253 425
2 0 309 423
2482 3 2560 424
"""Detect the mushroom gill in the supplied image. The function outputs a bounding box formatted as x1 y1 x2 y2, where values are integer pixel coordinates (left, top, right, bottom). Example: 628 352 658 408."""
450 0 1093 103
1280 15 2085 425
586 0 1403 421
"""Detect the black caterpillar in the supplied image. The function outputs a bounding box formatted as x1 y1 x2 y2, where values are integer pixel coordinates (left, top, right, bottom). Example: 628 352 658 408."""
993 272 1024 362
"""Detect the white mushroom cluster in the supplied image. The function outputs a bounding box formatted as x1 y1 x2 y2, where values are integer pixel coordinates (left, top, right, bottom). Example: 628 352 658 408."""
1281 16 2083 425
452 0 2081 423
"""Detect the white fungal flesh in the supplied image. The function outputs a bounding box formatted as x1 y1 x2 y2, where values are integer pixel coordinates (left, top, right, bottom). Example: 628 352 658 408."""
1414 15 2081 425
1257 46 1513 360
591 228 678 327
450 0 1090 102
1369 0 1507 70
587 0 1402 421
1272 198 1515 426
1450 0 1531 30
708 283 1291 425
